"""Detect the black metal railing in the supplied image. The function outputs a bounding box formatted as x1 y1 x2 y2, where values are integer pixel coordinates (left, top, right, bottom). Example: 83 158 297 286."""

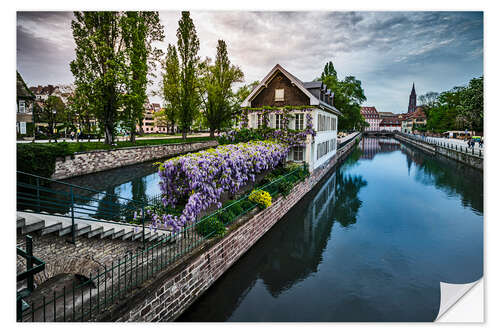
16 165 308 322
17 171 148 246
397 133 483 157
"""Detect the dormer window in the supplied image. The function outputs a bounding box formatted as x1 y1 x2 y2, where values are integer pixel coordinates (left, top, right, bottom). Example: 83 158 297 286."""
18 100 25 113
275 88 284 102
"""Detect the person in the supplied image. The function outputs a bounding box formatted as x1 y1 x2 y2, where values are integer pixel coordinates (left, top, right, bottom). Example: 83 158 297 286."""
70 131 75 140
471 140 475 149
479 139 483 148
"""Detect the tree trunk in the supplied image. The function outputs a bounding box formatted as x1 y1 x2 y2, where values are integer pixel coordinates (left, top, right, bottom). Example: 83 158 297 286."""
209 129 215 138
182 130 187 140
104 124 114 145
130 129 136 143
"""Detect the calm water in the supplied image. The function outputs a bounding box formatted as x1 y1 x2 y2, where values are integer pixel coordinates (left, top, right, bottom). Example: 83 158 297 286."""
175 137 483 322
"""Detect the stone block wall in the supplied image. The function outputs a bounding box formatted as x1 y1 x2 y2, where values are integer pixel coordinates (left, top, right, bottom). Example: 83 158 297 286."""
394 133 483 170
17 231 141 286
109 134 360 322
52 140 218 180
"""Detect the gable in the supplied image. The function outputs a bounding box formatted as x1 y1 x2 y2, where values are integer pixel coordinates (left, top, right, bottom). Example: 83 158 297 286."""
250 70 310 108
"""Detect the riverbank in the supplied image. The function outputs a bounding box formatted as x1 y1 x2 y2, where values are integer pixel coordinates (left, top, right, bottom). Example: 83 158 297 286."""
100 133 362 322
394 133 483 171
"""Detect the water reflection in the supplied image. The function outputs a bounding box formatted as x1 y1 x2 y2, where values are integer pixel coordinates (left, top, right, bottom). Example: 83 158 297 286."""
179 138 482 322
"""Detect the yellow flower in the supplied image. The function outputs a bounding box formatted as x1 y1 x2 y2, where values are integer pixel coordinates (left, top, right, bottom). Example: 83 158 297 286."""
249 190 272 209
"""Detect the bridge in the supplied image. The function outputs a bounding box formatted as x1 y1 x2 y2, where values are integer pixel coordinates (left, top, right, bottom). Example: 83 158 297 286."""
363 131 396 137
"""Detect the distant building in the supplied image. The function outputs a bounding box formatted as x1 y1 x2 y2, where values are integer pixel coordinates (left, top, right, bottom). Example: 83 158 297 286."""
378 111 396 119
408 83 417 113
360 106 381 131
241 64 341 172
16 71 35 135
379 117 402 132
139 102 171 134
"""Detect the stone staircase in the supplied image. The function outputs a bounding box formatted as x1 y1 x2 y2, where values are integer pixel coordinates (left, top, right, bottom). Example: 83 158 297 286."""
16 211 173 243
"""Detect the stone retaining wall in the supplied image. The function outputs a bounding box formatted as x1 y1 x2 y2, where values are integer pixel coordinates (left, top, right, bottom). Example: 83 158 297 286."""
104 134 361 322
394 133 483 170
52 140 219 180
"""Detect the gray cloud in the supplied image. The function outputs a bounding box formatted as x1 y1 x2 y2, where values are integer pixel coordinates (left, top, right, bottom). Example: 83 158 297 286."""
16 11 483 114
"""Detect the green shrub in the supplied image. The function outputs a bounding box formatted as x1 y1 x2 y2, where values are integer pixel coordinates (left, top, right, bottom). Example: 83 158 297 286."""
196 216 226 238
278 180 294 197
17 142 73 179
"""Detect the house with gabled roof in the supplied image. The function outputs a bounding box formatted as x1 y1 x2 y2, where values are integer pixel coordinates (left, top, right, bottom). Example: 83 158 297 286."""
241 64 341 171
17 71 35 136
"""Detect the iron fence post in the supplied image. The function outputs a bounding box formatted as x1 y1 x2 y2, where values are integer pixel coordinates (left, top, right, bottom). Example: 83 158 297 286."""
36 177 40 213
26 235 34 292
17 297 22 322
141 204 145 249
70 185 75 244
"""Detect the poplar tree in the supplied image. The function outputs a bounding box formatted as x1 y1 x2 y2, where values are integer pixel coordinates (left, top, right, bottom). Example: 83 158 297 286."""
176 11 201 139
158 44 182 134
201 40 244 137
121 12 164 142
70 11 164 144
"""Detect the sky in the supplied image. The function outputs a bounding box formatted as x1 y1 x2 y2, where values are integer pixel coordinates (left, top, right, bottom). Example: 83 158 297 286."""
16 11 483 114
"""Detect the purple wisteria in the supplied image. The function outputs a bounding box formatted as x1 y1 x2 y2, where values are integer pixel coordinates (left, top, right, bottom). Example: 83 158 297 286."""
155 141 289 232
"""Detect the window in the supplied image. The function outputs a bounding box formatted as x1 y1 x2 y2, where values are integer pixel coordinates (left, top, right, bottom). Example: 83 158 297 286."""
295 113 304 130
275 114 285 129
275 88 284 102
19 100 25 113
293 146 304 161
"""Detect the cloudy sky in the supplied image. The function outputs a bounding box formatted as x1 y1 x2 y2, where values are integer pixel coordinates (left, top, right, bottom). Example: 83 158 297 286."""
16 11 483 114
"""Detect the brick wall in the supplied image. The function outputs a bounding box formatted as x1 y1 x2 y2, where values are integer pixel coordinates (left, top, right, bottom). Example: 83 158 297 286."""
17 231 141 286
52 140 218 180
110 134 360 322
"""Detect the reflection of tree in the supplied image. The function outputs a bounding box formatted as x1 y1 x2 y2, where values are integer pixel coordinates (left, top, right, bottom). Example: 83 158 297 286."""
334 172 368 227
400 144 483 213
179 150 369 321
91 188 122 221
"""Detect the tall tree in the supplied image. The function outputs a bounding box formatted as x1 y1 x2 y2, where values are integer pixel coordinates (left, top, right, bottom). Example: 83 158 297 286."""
38 96 65 143
319 61 366 131
176 11 201 139
201 40 244 137
158 44 182 134
121 12 164 142
70 11 164 144
457 76 483 132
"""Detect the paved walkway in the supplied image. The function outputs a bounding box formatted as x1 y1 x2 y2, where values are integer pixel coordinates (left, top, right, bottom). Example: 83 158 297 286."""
17 132 211 144
407 134 484 153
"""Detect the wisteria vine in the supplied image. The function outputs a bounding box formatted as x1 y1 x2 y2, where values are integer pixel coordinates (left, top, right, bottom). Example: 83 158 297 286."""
153 141 289 232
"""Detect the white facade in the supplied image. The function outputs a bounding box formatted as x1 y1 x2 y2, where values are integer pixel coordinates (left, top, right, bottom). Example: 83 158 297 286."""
247 108 338 172
379 124 401 132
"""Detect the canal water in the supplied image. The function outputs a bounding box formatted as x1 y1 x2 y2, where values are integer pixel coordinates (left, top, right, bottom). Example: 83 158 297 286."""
65 137 483 321
176 137 483 322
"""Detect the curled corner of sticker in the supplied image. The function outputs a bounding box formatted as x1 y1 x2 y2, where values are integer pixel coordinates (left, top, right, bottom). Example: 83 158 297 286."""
435 278 482 321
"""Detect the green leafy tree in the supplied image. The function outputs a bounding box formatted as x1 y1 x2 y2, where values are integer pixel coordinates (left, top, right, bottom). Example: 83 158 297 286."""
457 76 483 132
120 12 164 142
319 61 366 131
159 44 182 134
37 96 65 142
200 40 244 137
176 11 201 139
235 80 260 104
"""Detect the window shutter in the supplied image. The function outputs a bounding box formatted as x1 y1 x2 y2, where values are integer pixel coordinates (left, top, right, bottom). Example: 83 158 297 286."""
269 113 275 128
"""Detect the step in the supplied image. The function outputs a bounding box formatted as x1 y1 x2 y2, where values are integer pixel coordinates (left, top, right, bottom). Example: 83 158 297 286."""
122 229 134 240
17 217 26 228
21 215 45 234
86 226 104 238
111 228 125 240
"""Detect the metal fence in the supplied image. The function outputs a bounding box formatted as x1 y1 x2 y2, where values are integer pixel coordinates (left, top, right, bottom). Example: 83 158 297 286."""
17 171 148 246
17 164 307 322
398 133 483 157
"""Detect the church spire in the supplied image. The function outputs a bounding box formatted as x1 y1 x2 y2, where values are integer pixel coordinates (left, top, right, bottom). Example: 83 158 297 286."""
408 82 417 113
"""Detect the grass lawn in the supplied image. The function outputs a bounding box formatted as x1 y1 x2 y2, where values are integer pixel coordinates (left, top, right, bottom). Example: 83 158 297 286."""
18 136 216 155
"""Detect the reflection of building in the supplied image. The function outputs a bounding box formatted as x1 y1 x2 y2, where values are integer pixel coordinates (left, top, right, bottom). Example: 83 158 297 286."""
361 106 381 131
360 137 401 159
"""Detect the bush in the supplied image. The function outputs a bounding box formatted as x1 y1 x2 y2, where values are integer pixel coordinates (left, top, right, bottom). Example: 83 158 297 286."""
277 180 294 197
17 142 73 179
195 216 226 238
249 189 272 209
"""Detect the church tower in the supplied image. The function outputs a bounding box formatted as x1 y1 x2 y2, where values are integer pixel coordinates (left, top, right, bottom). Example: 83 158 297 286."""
408 83 417 113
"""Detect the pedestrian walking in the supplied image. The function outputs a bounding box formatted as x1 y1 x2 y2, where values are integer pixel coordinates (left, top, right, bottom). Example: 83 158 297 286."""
479 139 483 148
